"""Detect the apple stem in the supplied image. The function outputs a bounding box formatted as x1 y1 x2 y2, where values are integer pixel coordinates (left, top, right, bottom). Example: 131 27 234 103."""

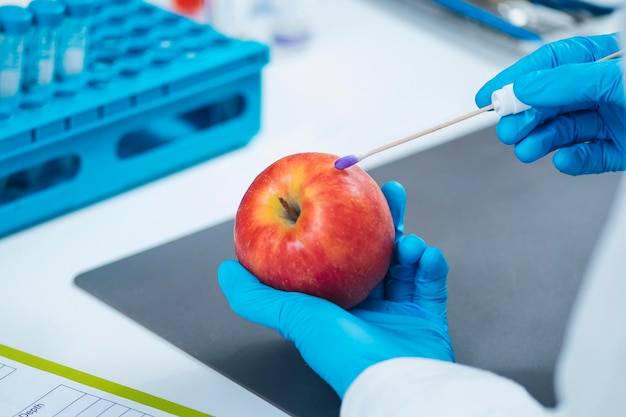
278 196 300 223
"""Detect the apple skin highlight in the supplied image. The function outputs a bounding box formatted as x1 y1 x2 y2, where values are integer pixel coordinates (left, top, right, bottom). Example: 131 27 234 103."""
234 152 395 309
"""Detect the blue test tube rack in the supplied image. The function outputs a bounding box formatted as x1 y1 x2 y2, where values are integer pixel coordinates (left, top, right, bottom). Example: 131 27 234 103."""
0 0 269 238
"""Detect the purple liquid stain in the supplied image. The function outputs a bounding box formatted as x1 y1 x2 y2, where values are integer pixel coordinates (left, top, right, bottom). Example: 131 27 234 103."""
334 155 360 170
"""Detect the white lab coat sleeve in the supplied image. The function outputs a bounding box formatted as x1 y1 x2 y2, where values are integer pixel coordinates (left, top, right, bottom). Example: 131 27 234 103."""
552 173 626 417
551 28 626 417
341 357 549 417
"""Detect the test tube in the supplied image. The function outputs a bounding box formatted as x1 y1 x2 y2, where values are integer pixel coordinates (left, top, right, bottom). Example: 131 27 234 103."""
0 6 32 106
57 0 94 81
271 0 314 49
23 1 66 95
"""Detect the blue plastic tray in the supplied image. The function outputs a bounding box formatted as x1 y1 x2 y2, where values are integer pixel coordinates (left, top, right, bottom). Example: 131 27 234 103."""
0 1 269 238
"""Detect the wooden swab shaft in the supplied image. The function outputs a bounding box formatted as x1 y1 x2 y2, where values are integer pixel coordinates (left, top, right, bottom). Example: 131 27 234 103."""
362 104 494 159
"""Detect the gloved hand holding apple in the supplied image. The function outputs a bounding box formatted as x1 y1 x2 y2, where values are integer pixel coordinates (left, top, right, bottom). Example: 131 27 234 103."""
219 155 455 397
232 152 396 309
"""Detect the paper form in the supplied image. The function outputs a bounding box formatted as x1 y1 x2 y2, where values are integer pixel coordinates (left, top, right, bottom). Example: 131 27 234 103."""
0 345 213 417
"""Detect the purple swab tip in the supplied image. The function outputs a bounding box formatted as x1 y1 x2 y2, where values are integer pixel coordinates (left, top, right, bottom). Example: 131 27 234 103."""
334 155 360 170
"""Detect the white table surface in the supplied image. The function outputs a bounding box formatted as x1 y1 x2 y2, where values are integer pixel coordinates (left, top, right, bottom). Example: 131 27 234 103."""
0 1 619 416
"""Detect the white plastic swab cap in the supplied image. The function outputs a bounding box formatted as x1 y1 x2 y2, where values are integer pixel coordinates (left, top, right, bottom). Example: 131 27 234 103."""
491 83 531 116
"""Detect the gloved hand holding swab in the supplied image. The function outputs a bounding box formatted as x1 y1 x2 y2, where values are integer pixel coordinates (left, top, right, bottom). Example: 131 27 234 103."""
335 49 623 170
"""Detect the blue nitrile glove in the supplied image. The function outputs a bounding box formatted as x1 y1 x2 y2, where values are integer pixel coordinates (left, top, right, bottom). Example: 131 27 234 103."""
475 34 626 175
218 181 455 398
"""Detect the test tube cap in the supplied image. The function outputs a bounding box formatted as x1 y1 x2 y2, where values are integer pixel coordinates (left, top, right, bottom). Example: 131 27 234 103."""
28 0 66 28
0 5 33 35
60 0 95 17
491 83 531 117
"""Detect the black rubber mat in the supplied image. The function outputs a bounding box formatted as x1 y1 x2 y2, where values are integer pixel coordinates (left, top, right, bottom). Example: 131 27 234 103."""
75 125 622 416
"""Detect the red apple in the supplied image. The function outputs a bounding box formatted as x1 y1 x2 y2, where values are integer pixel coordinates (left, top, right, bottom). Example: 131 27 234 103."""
233 152 395 309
